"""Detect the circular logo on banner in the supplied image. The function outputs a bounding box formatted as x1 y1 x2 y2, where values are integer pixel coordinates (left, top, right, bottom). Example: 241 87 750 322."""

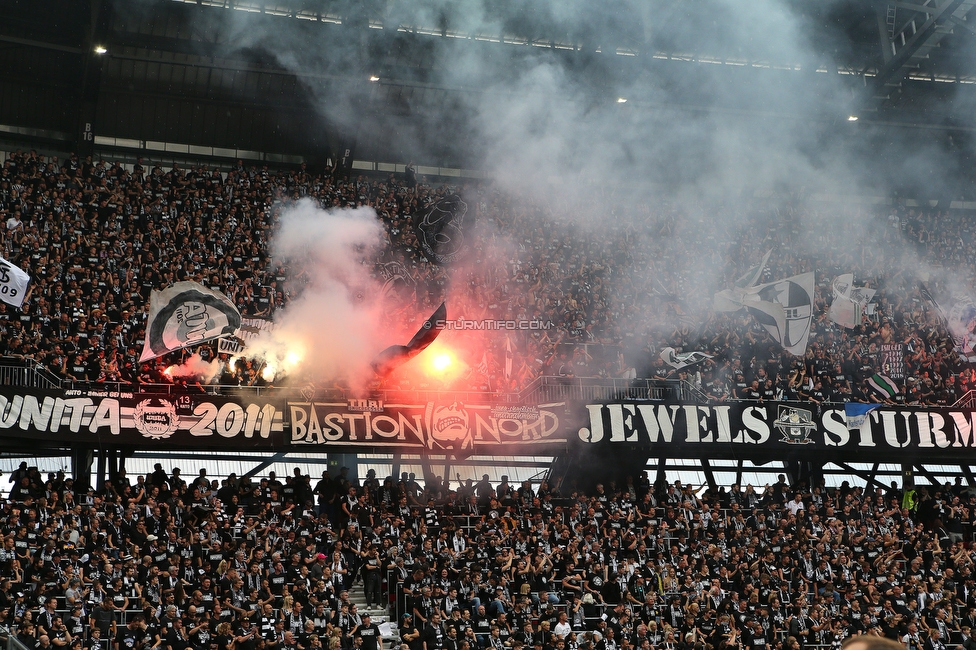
424 401 474 450
133 399 180 439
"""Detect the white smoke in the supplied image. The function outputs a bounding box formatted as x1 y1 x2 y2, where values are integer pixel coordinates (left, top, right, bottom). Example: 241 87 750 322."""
242 200 387 389
164 353 222 383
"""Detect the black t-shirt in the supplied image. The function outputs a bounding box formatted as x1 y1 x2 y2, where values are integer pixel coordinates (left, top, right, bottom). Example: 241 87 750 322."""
17 635 39 650
357 623 381 650
190 621 213 648
400 625 421 650
115 626 147 650
91 606 116 635
166 628 192 650
235 624 259 650
742 627 768 650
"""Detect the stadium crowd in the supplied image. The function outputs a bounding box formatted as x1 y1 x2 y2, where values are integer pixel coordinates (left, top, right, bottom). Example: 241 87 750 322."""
0 148 974 404
2 464 976 650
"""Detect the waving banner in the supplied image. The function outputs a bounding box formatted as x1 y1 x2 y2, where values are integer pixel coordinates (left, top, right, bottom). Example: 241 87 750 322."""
745 272 816 356
378 260 416 299
416 194 470 265
140 282 242 361
919 283 976 364
946 298 976 363
660 347 713 371
717 270 815 355
217 317 276 355
713 250 771 312
828 273 876 329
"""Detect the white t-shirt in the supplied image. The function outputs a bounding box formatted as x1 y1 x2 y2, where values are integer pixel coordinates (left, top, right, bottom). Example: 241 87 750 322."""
554 622 573 639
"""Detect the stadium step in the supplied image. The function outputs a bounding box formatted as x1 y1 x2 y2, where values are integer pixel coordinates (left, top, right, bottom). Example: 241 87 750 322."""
347 581 398 642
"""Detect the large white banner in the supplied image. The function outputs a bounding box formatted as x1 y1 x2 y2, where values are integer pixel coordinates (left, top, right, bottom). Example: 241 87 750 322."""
140 282 242 361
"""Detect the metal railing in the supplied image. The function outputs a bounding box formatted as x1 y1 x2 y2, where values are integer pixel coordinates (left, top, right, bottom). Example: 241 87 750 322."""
5 356 960 410
0 357 687 405
519 377 682 403
953 390 976 408
2 625 53 650
0 357 62 390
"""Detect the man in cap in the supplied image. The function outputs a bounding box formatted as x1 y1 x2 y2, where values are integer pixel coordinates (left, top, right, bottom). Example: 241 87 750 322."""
399 614 421 650
355 613 382 650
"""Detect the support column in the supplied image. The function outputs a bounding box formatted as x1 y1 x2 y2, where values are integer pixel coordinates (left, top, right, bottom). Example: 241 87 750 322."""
392 451 401 484
106 448 118 484
71 447 94 492
95 449 107 491
701 458 717 492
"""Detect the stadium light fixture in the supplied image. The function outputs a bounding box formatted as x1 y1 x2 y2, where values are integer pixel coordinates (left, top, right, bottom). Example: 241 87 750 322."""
847 115 858 122
616 97 627 103
94 46 108 55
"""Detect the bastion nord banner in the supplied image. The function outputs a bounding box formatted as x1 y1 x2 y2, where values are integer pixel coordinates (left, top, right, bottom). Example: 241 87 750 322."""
287 400 568 452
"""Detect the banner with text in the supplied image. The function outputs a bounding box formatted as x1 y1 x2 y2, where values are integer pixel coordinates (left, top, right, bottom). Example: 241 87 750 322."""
288 399 568 451
574 400 976 462
7 384 976 463
0 388 285 447
880 343 905 380
218 317 277 354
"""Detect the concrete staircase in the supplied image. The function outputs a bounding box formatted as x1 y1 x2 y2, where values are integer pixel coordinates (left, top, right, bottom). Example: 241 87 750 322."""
347 581 398 644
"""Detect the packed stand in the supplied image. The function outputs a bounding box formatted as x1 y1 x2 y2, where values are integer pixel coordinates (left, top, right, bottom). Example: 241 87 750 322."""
0 149 973 404
3 464 976 650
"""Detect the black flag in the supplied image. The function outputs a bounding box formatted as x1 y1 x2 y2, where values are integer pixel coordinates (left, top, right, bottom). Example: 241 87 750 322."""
416 194 470 264
371 302 447 377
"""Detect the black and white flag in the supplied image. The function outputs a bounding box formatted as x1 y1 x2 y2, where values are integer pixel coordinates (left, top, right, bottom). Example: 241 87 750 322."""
0 254 30 308
827 273 875 329
416 194 470 265
920 283 976 363
217 317 276 354
946 298 976 363
716 266 815 356
140 282 242 362
659 347 713 370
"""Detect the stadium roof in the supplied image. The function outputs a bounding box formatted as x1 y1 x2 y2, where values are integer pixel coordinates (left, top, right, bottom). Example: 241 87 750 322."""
2 0 976 188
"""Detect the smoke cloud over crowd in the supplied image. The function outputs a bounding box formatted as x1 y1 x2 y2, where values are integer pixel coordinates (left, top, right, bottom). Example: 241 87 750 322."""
117 0 976 388
179 0 970 198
